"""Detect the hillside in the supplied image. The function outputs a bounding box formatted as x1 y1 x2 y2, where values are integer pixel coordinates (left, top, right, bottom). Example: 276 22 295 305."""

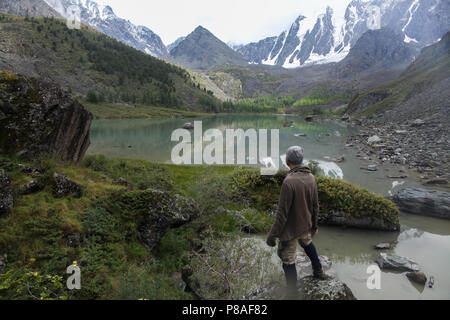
347 31 450 119
334 28 417 78
43 0 168 57
0 13 221 112
0 0 61 18
170 26 247 70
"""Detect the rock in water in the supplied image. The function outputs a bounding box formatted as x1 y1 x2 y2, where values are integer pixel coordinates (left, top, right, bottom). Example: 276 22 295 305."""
0 169 13 215
53 172 83 198
424 178 448 185
0 72 92 162
296 252 333 277
393 188 450 220
374 243 392 250
139 189 200 251
406 272 427 285
376 253 420 272
183 122 194 130
297 277 356 300
318 210 400 231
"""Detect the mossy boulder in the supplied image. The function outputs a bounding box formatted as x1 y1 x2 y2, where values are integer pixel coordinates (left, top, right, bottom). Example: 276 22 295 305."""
0 71 92 162
103 189 200 251
231 168 400 231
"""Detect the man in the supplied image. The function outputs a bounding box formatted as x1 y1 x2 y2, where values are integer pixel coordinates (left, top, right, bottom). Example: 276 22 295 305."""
266 146 328 297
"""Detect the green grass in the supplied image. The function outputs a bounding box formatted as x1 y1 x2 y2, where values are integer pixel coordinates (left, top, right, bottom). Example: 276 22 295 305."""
293 91 352 108
83 102 211 119
0 155 399 300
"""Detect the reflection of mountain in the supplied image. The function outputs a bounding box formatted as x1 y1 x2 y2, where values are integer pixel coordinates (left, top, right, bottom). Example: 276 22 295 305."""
397 228 425 242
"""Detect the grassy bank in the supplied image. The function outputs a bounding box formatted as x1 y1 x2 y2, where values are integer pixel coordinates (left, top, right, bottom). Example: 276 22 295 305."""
0 155 399 300
83 102 212 119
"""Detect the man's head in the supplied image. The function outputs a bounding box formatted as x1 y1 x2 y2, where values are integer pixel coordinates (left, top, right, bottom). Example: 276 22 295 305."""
286 146 304 169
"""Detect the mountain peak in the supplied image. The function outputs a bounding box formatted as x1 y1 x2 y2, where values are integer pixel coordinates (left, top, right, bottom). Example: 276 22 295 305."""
237 0 449 69
170 26 246 70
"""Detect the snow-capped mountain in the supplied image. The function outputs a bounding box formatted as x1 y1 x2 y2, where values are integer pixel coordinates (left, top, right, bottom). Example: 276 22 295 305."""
237 0 450 68
167 36 186 53
43 0 168 57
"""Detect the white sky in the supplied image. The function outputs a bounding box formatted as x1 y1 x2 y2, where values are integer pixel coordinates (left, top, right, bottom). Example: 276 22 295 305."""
97 0 352 45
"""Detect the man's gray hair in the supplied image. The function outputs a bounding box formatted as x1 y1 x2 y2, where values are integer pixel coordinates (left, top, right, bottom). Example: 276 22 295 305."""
286 146 304 166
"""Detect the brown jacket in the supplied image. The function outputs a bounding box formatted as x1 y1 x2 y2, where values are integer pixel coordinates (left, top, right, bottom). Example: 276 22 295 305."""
268 165 319 242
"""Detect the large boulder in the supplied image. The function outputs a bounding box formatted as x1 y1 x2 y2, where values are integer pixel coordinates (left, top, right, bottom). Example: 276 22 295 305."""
246 253 355 300
0 169 13 215
0 72 92 162
376 253 420 272
393 188 450 220
245 276 356 301
139 189 200 251
297 277 356 300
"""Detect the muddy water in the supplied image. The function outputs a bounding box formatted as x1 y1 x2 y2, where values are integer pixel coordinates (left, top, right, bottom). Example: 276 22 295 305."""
88 115 450 300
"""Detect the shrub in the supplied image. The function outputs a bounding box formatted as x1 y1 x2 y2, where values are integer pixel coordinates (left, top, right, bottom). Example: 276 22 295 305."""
187 235 281 300
0 267 70 300
316 176 400 225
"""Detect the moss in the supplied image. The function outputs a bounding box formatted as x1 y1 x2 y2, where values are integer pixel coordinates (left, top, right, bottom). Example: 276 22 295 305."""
230 168 399 226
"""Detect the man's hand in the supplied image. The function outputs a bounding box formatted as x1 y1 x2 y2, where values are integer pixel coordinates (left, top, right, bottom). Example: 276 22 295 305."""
311 228 319 238
266 236 276 247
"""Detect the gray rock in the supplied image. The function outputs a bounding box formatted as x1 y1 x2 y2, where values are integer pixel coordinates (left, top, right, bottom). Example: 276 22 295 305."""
245 275 356 301
296 252 333 277
368 135 382 144
297 276 356 300
53 172 83 198
139 189 200 251
393 188 450 220
182 122 194 130
16 164 41 175
0 74 92 162
319 211 399 231
367 165 378 172
374 243 392 250
406 272 427 285
20 180 43 195
0 169 13 216
424 178 448 185
376 253 420 272
411 119 425 127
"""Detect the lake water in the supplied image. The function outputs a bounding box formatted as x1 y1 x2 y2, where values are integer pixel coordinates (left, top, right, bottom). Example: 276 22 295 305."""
88 115 450 300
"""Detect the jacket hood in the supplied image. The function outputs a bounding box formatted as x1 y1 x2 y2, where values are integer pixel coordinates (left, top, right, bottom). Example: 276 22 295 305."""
289 165 312 175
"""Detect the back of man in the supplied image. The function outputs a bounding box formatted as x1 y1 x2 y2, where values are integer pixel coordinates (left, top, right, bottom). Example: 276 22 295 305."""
266 146 328 298
275 165 319 242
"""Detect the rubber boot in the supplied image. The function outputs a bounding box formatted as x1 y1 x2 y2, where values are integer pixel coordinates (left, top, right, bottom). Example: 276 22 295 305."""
303 243 330 280
282 264 298 299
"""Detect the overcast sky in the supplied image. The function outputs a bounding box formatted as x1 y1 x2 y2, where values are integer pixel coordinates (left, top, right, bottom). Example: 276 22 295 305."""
96 0 352 45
